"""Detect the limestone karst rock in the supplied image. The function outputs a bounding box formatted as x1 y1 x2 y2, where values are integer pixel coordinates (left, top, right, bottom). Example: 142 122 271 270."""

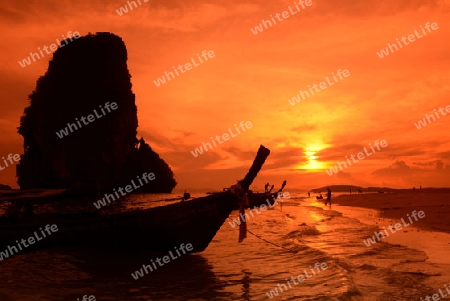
135 137 177 193
17 32 177 193
0 184 12 190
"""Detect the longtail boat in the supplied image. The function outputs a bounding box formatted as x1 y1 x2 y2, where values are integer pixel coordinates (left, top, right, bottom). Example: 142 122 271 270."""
245 180 287 209
0 145 270 253
246 191 280 209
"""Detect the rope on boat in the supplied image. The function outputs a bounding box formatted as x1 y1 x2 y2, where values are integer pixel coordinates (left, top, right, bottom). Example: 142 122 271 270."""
227 216 297 253
229 183 296 250
246 229 298 253
230 183 249 243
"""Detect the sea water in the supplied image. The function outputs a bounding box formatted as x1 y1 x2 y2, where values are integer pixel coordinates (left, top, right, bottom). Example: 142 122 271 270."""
0 192 445 300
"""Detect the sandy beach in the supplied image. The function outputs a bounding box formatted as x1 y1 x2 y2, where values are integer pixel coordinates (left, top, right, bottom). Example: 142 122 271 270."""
331 191 450 295
332 190 450 234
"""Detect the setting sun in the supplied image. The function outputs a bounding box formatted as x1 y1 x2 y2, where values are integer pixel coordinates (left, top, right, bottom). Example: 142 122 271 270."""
295 143 329 170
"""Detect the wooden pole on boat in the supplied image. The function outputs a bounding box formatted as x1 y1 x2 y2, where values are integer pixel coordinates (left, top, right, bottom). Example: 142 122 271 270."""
238 145 270 191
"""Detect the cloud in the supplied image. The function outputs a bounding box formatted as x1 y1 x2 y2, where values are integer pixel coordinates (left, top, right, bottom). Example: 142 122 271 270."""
290 124 317 132
372 160 450 179
314 0 440 16
317 143 383 161
334 170 354 181
372 160 415 177
263 146 307 169
412 160 443 168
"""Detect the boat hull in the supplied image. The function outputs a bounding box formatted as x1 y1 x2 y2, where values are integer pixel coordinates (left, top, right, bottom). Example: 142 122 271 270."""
0 144 271 253
0 192 238 253
232 190 282 210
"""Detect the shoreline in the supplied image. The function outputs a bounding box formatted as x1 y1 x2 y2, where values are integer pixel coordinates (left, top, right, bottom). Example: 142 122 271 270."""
329 191 450 289
331 191 450 234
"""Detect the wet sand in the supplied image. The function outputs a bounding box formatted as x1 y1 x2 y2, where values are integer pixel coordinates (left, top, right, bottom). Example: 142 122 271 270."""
332 190 450 234
331 191 450 294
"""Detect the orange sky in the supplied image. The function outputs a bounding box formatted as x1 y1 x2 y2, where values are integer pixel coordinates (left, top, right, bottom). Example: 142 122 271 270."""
1 0 450 191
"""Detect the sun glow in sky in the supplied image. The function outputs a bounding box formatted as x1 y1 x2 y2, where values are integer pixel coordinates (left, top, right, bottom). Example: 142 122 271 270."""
297 143 329 170
1 0 450 191
301 151 326 171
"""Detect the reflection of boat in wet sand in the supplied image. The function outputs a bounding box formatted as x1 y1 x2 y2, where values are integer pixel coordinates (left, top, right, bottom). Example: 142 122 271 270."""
0 145 271 253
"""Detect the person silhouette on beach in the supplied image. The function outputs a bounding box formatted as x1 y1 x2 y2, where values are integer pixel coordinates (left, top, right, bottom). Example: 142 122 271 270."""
325 188 331 206
264 183 270 193
308 191 310 197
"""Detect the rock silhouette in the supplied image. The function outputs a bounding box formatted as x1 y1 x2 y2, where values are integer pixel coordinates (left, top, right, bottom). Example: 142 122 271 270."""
0 184 11 190
17 32 176 193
